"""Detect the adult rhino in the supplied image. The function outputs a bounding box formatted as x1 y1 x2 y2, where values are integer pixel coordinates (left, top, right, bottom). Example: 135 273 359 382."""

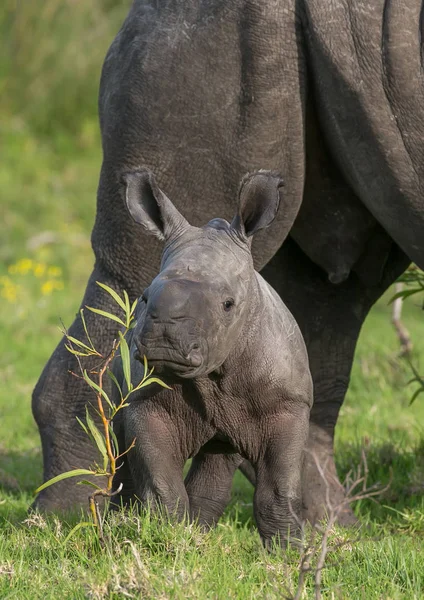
33 0 424 525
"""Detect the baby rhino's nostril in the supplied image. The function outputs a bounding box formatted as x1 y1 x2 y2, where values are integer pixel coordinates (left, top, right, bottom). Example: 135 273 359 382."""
186 344 202 367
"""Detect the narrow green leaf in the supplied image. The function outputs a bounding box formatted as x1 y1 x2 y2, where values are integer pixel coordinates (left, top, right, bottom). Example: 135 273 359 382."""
401 289 422 299
123 290 131 324
65 345 92 357
35 469 95 494
96 281 127 312
397 267 424 286
118 331 132 392
80 308 96 352
409 387 424 406
143 355 148 379
76 416 89 435
87 307 126 328
137 377 171 390
83 370 114 411
77 479 104 491
65 335 94 352
389 288 423 304
63 521 96 545
85 407 108 470
109 423 120 457
131 298 138 315
123 289 130 309
107 368 123 402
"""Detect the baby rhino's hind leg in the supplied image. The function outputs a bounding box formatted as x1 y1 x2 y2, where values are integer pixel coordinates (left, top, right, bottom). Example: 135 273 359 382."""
185 451 243 528
124 406 190 520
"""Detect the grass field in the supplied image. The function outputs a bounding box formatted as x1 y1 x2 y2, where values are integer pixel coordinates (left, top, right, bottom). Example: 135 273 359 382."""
1 118 424 599
1 2 424 597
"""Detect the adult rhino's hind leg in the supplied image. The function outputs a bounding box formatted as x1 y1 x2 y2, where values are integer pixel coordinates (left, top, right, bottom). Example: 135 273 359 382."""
261 237 409 525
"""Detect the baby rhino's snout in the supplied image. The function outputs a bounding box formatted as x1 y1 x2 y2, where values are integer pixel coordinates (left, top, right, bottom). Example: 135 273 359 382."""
148 279 197 320
135 278 207 376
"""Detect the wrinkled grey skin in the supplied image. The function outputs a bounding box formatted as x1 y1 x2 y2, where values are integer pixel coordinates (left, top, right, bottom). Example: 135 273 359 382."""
110 168 312 548
33 0 423 523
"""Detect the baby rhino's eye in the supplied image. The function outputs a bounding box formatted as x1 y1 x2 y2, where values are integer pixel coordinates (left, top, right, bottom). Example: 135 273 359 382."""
223 298 235 312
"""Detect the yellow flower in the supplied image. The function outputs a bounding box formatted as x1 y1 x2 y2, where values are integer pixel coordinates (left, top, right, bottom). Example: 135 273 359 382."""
41 279 64 296
47 266 62 278
2 287 17 302
33 262 46 278
8 258 33 275
41 280 54 296
0 277 19 303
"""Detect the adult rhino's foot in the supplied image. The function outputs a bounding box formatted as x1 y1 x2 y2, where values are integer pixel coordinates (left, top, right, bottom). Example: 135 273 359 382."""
302 422 358 527
31 421 107 514
32 472 107 515
32 345 110 513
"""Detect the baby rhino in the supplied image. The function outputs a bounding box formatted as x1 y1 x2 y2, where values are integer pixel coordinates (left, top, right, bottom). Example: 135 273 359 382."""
112 168 313 548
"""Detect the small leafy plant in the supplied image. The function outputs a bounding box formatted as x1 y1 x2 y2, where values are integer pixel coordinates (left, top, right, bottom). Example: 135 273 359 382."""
390 265 424 404
392 264 424 305
35 282 169 543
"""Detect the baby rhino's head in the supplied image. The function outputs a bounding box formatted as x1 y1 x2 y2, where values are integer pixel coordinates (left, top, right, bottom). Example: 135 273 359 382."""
123 168 283 378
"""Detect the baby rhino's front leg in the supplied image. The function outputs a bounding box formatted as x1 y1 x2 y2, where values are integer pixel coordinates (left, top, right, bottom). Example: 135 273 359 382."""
252 405 310 548
122 402 190 520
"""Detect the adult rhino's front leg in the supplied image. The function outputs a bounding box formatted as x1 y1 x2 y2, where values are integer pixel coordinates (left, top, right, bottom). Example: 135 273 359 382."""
32 268 144 512
32 170 162 512
32 268 120 511
262 237 409 525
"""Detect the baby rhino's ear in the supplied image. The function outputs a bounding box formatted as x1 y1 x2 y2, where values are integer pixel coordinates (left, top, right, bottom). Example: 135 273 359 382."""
231 170 283 238
122 168 189 242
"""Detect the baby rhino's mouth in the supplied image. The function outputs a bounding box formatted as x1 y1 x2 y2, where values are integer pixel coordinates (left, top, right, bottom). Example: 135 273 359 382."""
134 341 204 379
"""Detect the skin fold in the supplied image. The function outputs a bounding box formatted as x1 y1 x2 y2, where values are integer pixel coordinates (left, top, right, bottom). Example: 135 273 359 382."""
33 0 422 523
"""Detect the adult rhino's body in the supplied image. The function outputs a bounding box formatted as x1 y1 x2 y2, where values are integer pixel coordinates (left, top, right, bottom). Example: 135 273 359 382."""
33 0 424 523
